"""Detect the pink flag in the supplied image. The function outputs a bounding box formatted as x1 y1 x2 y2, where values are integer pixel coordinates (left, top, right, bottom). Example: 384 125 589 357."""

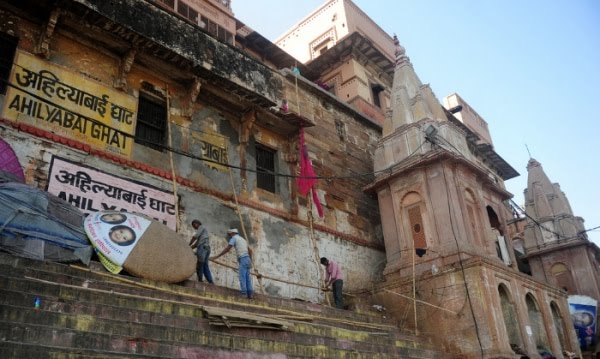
297 128 323 217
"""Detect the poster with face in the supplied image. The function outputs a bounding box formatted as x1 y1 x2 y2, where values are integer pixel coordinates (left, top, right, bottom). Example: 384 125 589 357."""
568 295 598 351
84 210 151 266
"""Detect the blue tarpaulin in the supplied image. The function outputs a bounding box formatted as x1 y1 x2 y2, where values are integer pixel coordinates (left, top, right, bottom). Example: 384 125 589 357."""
0 180 92 264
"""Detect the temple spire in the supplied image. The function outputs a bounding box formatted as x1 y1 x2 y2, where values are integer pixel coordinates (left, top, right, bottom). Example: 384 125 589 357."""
384 35 443 137
524 158 584 241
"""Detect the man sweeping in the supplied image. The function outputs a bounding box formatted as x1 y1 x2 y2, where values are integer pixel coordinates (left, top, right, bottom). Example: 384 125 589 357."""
320 257 344 309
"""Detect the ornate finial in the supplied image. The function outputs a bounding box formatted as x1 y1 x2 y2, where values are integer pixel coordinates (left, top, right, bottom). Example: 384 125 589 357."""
393 34 409 65
526 157 541 170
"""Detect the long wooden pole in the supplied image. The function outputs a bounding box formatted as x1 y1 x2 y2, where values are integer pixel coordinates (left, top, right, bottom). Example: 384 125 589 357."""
412 241 417 335
306 190 329 306
165 85 179 231
228 168 265 295
383 288 457 315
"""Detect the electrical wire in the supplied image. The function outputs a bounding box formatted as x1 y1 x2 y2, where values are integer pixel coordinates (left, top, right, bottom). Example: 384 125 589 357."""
2 77 428 182
433 134 600 243
430 138 485 359
508 199 599 242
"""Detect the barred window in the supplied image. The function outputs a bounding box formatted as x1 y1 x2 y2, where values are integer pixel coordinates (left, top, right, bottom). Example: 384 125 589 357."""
135 95 167 152
255 145 276 193
0 32 18 95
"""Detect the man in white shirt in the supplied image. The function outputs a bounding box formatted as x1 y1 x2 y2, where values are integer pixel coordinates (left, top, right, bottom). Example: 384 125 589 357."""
211 228 254 299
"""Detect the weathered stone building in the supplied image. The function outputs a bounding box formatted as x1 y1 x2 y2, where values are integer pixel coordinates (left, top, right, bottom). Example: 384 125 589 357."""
0 0 384 303
522 158 600 300
359 33 580 357
272 0 582 357
506 158 600 356
275 0 394 126
0 0 585 357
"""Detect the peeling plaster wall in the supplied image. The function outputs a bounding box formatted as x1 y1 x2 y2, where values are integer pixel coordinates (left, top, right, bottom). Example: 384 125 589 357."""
0 1 387 302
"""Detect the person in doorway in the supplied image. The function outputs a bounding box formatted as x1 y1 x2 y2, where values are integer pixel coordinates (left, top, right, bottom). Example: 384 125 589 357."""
211 228 254 299
188 219 214 284
321 257 344 309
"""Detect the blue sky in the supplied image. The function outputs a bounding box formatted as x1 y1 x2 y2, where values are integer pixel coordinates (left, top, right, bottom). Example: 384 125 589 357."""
233 1 600 246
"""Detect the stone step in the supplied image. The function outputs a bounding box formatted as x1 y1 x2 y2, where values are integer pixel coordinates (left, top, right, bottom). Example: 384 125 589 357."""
0 252 444 358
0 319 434 359
0 253 397 329
0 282 405 349
0 341 168 359
0 251 392 322
0 271 399 340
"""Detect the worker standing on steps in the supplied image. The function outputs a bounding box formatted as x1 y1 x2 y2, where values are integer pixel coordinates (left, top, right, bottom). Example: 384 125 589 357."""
211 228 254 299
321 257 344 309
189 219 214 284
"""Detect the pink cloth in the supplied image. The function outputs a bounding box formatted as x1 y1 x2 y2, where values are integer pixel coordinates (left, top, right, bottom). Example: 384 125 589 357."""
296 128 323 217
325 260 343 283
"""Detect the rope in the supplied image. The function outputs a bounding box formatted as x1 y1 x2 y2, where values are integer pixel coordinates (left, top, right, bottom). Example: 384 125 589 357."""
65 267 380 329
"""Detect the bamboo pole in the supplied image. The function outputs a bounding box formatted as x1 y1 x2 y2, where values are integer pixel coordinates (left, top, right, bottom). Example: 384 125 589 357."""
383 288 457 315
228 168 265 295
307 186 329 306
412 241 417 335
61 268 390 330
165 85 179 231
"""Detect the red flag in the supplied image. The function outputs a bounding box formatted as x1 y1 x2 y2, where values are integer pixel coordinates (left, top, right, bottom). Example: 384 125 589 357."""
297 128 323 217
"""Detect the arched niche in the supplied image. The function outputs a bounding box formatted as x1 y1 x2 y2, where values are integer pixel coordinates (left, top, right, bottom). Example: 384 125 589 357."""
463 188 482 247
525 293 550 352
498 284 524 349
550 300 570 354
401 191 428 255
550 262 575 293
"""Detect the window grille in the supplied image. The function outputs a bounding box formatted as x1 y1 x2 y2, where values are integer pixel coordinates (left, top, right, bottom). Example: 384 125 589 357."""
0 33 18 95
255 145 276 193
135 96 167 152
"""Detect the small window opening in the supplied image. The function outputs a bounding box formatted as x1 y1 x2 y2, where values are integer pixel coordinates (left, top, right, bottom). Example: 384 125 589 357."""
371 84 384 108
255 145 276 193
135 95 167 151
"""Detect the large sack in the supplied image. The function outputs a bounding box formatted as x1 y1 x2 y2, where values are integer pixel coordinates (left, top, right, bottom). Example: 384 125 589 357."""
84 210 195 283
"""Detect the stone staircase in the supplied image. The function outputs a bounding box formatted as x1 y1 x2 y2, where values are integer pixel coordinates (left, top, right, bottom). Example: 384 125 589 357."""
0 252 444 358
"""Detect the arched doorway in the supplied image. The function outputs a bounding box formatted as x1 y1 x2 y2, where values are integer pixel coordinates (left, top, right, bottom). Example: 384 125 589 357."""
487 205 510 265
498 284 524 351
550 301 570 354
526 293 550 352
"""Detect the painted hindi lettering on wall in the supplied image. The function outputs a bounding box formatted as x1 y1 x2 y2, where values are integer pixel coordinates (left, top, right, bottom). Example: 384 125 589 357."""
46 156 176 230
192 131 228 171
2 51 138 157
